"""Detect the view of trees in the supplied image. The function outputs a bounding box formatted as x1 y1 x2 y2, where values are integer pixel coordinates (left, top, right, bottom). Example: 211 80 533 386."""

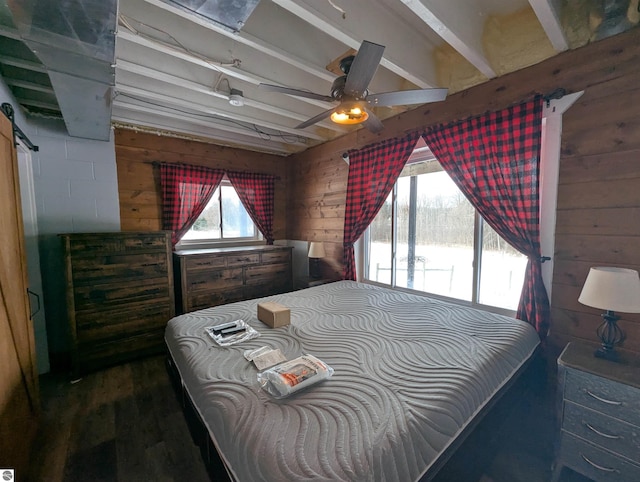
370 179 518 255
185 185 254 239
191 202 220 234
367 167 526 310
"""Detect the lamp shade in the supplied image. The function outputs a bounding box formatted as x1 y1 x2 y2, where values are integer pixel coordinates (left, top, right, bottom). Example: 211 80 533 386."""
308 241 326 259
578 267 640 313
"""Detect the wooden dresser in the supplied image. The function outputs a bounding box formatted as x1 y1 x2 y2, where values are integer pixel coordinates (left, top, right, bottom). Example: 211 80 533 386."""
174 245 293 313
61 231 175 374
552 342 640 482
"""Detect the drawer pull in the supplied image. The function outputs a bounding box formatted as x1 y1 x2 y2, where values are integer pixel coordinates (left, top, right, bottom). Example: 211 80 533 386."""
583 422 621 440
580 454 619 473
585 389 622 406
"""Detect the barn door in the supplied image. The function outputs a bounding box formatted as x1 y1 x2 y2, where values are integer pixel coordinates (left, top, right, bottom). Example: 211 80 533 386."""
0 113 39 477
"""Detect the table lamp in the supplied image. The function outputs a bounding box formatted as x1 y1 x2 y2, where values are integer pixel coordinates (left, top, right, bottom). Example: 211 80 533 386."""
578 266 640 362
308 242 325 279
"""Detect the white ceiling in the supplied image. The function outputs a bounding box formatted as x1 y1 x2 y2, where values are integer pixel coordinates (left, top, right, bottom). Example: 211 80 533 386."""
1 0 638 156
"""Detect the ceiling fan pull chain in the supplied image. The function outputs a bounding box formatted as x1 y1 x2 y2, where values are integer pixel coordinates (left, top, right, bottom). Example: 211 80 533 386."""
327 0 347 19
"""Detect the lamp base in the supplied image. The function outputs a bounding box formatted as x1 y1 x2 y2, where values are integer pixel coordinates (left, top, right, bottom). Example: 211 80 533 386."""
309 258 321 279
594 346 622 363
593 310 625 363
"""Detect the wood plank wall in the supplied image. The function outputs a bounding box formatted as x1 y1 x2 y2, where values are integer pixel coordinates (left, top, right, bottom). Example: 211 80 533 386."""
287 27 640 357
114 130 288 240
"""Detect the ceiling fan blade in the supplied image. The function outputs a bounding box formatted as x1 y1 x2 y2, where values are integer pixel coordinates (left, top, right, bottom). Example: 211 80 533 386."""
295 108 335 129
363 108 384 133
368 88 448 107
259 83 334 102
344 41 385 98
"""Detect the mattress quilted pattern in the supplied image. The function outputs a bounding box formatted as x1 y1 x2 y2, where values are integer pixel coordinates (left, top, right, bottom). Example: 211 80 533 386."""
165 281 539 481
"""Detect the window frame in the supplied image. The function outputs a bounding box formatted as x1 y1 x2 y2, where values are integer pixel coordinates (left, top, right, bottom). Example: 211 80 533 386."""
362 159 521 317
175 178 264 250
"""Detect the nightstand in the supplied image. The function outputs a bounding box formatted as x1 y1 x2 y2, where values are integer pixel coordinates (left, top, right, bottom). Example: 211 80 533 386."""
552 342 640 482
295 276 336 290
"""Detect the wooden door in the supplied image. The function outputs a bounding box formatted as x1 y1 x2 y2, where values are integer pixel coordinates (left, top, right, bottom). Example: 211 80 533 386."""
0 114 39 477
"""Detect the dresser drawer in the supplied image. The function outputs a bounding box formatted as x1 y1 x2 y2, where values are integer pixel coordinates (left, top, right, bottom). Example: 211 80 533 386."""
68 232 168 255
71 252 169 284
122 234 168 250
185 255 227 271
261 250 291 264
73 278 171 309
187 288 245 311
565 368 640 427
558 432 640 482
186 268 243 293
76 303 173 343
245 262 291 285
76 327 166 372
227 253 260 266
563 400 640 462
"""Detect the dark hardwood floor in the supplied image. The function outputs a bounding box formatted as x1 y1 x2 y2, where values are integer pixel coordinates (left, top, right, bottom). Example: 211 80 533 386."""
26 353 592 482
27 355 209 482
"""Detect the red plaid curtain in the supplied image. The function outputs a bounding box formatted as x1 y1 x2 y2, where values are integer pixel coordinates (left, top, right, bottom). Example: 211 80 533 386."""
421 96 549 336
227 171 276 245
343 131 421 280
160 162 225 246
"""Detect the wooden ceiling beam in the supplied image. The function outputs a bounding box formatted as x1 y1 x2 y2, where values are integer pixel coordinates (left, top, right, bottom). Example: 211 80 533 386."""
143 0 336 83
115 83 326 141
272 0 440 88
117 29 334 111
112 101 309 150
115 59 345 133
528 0 569 52
400 0 497 79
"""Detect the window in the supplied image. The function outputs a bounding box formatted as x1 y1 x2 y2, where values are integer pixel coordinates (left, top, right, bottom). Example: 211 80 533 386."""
365 151 527 311
178 180 260 246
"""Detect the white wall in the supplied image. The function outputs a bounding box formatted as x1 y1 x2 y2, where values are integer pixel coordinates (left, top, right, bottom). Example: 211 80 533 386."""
1 75 121 371
279 239 310 288
30 118 120 233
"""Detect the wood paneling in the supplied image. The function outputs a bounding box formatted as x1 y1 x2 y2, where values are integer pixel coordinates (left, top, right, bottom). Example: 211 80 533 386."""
287 27 640 356
115 130 288 240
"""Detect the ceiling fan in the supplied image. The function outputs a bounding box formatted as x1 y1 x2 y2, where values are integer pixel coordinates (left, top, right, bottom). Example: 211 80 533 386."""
259 40 448 133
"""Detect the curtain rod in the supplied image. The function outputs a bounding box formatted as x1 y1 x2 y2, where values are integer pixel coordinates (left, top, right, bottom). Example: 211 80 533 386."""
147 161 281 180
340 90 567 160
543 88 566 107
1 103 39 152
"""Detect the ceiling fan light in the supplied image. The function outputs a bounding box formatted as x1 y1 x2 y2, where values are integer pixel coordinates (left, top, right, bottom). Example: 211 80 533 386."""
330 102 369 125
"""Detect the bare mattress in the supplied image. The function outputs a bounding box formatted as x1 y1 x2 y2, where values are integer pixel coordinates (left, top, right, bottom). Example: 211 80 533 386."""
165 280 540 481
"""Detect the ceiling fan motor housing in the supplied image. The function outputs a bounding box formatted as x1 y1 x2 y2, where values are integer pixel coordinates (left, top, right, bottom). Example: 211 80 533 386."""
331 76 347 99
339 55 354 74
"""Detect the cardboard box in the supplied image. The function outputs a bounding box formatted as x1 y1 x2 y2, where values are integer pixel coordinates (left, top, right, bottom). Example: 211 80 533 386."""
257 302 291 328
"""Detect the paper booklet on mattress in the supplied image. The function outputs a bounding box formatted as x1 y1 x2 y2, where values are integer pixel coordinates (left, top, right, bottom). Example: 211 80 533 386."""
244 346 287 371
257 354 333 398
